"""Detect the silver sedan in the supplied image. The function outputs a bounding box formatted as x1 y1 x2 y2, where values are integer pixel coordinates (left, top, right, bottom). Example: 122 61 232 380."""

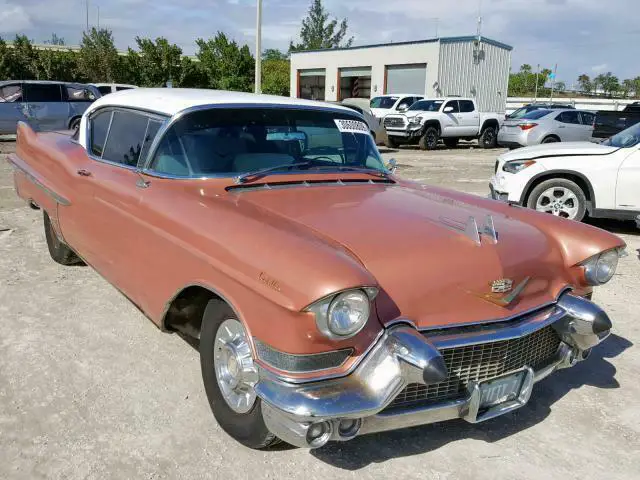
498 108 595 149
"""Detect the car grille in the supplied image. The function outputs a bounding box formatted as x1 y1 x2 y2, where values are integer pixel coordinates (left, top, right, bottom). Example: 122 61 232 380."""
384 117 406 129
386 325 561 410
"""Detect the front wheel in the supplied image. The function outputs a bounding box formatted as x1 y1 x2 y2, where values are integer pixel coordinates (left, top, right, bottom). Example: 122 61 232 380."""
385 136 399 148
69 117 81 132
526 178 587 221
479 126 498 149
200 299 280 449
419 127 439 150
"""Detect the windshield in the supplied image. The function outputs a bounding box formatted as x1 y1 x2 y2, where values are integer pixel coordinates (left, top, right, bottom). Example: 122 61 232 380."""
370 96 398 109
148 108 386 178
408 100 443 112
602 121 640 148
518 109 552 120
507 106 539 119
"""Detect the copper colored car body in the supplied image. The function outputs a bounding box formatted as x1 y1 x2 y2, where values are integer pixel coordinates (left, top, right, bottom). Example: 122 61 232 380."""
8 89 625 449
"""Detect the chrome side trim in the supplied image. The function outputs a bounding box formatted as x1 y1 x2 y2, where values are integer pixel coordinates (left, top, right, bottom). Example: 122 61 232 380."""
9 156 71 206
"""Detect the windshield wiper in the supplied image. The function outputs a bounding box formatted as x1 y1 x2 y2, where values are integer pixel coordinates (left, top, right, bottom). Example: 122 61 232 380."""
310 165 392 179
234 162 312 184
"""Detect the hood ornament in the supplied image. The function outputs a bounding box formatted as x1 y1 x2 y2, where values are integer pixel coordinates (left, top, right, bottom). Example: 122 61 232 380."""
479 277 531 307
491 278 513 293
440 214 498 246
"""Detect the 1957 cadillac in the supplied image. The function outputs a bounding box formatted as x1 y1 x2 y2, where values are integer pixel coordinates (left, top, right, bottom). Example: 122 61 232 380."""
8 89 625 449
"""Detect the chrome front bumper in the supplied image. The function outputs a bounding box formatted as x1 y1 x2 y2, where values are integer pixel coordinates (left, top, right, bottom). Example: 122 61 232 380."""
256 294 611 448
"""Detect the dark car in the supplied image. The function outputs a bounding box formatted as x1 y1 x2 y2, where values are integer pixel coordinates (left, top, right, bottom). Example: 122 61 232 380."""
592 103 640 140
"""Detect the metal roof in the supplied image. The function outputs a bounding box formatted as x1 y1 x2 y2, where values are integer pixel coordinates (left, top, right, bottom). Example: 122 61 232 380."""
290 36 513 54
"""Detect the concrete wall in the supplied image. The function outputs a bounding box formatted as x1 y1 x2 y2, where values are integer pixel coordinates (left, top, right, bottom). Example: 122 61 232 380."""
438 40 511 113
290 41 441 101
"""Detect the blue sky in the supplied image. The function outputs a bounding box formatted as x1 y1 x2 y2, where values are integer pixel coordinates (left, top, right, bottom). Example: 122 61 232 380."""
3 0 639 85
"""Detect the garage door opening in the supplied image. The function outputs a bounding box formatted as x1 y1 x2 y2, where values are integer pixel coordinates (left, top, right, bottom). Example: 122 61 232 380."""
339 67 372 101
385 64 427 95
298 69 326 100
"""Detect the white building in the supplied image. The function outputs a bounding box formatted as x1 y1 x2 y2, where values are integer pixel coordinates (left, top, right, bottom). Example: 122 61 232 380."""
290 36 512 113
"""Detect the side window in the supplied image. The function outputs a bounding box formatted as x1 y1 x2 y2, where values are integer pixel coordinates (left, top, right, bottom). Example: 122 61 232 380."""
90 111 112 157
139 119 163 163
24 83 62 102
66 85 96 102
116 86 133 91
101 111 151 167
580 112 595 125
444 100 460 113
556 111 580 124
97 86 112 96
459 100 475 113
0 84 24 102
397 97 414 109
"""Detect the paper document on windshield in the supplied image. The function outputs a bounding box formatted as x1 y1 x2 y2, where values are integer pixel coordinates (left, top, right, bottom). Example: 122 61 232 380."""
334 119 369 134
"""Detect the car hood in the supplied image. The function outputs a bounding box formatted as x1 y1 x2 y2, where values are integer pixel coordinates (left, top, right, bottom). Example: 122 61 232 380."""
232 182 576 328
499 141 620 162
370 108 392 118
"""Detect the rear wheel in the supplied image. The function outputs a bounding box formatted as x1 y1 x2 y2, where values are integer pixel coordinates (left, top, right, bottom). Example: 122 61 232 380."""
542 136 560 144
419 127 439 150
200 299 281 449
526 178 587 221
69 117 81 132
480 126 498 149
44 212 82 265
443 138 459 148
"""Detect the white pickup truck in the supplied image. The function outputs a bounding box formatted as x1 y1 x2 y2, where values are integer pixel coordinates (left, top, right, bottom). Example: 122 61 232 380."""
383 98 503 150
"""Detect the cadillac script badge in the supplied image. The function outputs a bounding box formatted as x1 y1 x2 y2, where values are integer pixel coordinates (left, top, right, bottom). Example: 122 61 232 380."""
491 278 513 293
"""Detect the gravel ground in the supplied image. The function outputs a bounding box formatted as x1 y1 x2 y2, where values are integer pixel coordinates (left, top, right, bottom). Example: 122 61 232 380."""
1 140 638 480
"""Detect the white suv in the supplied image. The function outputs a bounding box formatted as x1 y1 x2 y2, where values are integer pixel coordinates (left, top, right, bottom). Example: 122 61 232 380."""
489 123 640 222
369 94 423 119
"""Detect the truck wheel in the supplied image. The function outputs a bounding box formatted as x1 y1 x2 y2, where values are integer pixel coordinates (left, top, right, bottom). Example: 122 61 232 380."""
44 212 83 265
480 126 498 149
526 178 587 221
419 127 439 150
200 299 281 449
443 138 459 148
385 136 399 148
69 117 81 132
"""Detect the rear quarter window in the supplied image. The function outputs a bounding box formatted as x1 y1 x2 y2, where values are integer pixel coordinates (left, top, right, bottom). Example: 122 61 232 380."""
24 83 62 102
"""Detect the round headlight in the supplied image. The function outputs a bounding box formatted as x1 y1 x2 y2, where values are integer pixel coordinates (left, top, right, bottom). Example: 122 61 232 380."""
327 290 370 337
595 249 619 284
583 249 620 285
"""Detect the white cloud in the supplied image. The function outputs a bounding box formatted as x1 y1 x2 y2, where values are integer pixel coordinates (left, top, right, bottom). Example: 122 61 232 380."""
592 63 609 73
0 3 33 32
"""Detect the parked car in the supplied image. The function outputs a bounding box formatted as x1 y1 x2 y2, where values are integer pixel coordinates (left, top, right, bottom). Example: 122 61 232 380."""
369 94 423 119
384 97 503 149
9 88 624 450
498 109 595 149
592 102 640 141
339 98 385 141
0 80 99 134
490 121 640 222
507 103 575 120
90 83 138 95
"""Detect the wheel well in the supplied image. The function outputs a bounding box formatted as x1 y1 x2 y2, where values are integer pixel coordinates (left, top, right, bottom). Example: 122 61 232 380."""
163 285 227 339
68 116 81 128
522 172 594 210
542 134 560 142
481 119 499 132
423 120 441 133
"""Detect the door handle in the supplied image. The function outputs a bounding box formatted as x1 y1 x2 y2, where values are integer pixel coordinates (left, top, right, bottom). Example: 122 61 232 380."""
558 126 565 129
136 178 150 189
77 169 92 177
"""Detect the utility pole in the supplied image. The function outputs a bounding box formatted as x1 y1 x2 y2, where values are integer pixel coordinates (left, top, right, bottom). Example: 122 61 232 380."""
534 64 540 102
550 64 558 101
435 18 439 37
85 0 89 32
254 0 262 94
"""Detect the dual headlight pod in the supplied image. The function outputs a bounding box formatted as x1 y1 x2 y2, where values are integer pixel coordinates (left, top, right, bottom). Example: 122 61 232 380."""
581 248 626 286
305 287 378 340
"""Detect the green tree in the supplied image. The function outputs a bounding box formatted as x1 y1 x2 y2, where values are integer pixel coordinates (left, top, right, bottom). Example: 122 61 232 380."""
289 0 353 52
622 79 634 98
508 64 551 96
8 35 40 79
632 77 640 99
262 58 290 96
554 81 566 93
178 57 208 88
77 28 120 82
263 48 288 61
131 37 183 87
595 72 619 97
37 49 78 81
577 74 592 94
196 32 254 91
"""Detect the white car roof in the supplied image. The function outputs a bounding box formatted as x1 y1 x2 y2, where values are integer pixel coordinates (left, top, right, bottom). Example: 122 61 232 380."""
85 88 354 117
372 94 422 98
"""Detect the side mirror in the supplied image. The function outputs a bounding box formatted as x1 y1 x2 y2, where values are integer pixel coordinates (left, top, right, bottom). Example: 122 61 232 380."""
397 105 408 112
386 158 397 174
443 106 454 113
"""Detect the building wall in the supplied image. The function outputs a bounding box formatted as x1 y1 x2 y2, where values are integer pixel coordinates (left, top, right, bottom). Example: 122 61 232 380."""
290 42 441 101
438 40 511 112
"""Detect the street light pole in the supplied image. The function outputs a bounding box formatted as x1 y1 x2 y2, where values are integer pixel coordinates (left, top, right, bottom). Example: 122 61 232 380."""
255 0 262 94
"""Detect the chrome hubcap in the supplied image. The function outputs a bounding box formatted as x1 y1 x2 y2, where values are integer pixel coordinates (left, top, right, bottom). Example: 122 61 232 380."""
535 187 579 219
213 319 258 414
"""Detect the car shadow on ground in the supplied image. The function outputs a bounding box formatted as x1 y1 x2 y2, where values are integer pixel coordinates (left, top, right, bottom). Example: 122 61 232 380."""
310 333 632 470
586 217 639 236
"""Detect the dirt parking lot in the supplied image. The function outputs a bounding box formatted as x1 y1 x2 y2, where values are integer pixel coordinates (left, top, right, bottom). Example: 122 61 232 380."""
1 140 638 480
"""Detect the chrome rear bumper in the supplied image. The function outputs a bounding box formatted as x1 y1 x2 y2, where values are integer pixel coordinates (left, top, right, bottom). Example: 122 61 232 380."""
256 293 611 448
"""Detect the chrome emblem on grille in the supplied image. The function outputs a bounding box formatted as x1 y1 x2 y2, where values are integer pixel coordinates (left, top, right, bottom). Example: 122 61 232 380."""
491 278 513 293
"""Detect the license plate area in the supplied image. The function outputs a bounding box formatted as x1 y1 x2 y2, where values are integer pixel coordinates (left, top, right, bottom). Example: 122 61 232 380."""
464 367 535 423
